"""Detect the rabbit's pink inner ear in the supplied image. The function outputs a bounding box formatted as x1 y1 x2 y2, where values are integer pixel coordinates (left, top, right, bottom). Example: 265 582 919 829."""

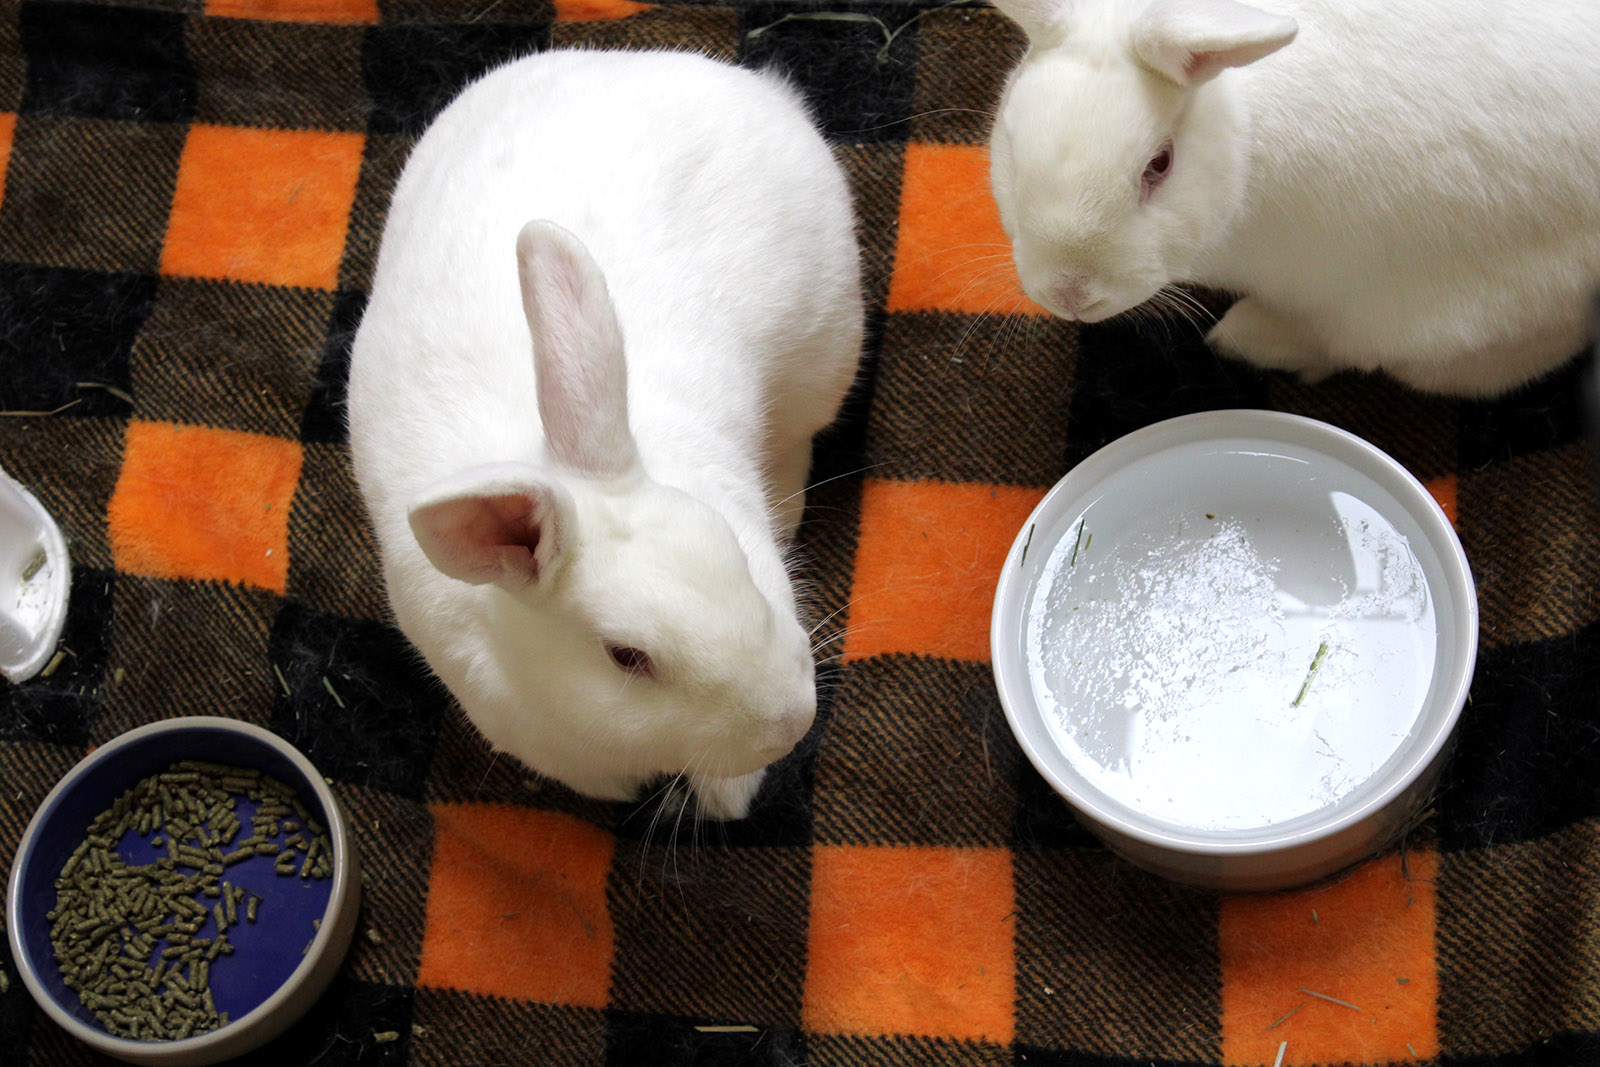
411 492 551 587
516 219 640 479
1132 0 1297 86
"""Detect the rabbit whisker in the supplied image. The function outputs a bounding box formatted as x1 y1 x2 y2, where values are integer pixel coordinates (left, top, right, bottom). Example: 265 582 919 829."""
768 460 888 517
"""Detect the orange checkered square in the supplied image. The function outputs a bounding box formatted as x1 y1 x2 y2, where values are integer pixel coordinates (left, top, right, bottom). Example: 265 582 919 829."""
1425 475 1458 529
555 0 652 19
204 0 378 21
1220 850 1440 1065
108 420 301 593
844 478 1044 663
161 124 364 290
886 142 1047 316
418 804 616 1009
803 844 1015 1044
0 112 15 208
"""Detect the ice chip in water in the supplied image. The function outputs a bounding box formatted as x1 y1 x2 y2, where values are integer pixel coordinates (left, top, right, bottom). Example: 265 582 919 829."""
1025 458 1436 832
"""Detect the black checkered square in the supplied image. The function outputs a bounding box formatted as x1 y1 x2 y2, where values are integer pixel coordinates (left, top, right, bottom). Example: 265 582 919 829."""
0 262 155 415
19 1 195 124
360 22 549 139
267 601 449 800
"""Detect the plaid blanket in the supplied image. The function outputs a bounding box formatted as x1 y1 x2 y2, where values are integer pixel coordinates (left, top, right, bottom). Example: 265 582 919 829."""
2 1 1598 1064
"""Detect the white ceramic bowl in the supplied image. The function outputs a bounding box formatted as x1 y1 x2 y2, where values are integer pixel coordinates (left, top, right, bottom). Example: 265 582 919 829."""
991 410 1477 892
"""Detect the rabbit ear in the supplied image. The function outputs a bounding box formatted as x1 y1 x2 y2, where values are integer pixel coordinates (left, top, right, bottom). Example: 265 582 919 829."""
517 219 640 479
1132 0 1297 86
408 463 574 589
991 0 1074 40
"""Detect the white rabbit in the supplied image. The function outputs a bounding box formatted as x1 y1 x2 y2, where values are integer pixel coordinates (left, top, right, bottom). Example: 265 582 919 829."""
987 0 1600 396
346 50 863 819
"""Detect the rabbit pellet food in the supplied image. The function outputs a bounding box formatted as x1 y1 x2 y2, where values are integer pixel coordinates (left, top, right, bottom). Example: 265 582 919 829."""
47 761 332 1040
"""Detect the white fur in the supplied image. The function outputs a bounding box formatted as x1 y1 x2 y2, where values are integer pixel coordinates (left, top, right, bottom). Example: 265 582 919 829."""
347 50 863 819
989 0 1600 395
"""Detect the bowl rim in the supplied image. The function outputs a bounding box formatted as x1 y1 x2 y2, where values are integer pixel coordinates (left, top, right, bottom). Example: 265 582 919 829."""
990 408 1479 857
5 716 360 1063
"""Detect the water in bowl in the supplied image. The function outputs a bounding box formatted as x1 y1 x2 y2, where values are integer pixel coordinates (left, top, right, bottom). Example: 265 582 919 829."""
1025 440 1438 832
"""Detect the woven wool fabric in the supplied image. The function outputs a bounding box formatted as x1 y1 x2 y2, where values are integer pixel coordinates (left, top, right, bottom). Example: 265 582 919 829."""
2 1 1599 1065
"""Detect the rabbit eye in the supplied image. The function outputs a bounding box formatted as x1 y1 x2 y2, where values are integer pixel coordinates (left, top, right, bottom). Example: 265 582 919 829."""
606 644 654 677
1142 141 1174 197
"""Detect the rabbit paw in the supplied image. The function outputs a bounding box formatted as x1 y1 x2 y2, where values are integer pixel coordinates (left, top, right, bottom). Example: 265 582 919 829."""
690 768 766 821
1208 298 1330 380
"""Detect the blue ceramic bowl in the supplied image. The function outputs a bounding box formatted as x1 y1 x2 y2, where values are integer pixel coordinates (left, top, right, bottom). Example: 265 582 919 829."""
6 717 361 1065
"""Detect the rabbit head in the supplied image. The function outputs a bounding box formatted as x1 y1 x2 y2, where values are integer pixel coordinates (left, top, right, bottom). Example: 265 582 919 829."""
989 0 1297 321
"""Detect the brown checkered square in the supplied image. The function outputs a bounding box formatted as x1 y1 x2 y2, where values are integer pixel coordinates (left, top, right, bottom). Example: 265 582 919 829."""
866 311 1079 485
1013 847 1223 1061
807 1033 1013 1067
407 988 606 1067
338 131 412 293
287 440 387 621
337 782 434 988
130 278 334 438
24 1020 109 1067
0 415 126 571
837 141 907 314
1459 441 1600 651
0 4 22 113
189 16 367 131
909 8 1020 145
0 740 82 863
1436 823 1600 1058
608 844 811 1024
791 472 866 667
0 114 183 274
96 574 280 740
813 656 1020 846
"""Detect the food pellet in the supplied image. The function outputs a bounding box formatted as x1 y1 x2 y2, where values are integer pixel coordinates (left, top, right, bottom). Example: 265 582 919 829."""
49 760 335 1041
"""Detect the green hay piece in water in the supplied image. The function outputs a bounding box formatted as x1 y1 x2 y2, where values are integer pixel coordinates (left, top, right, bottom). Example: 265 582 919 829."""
1069 521 1088 566
1020 524 1036 566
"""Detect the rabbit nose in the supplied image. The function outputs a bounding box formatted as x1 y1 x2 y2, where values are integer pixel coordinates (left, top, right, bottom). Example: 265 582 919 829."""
1049 274 1094 316
762 704 814 757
